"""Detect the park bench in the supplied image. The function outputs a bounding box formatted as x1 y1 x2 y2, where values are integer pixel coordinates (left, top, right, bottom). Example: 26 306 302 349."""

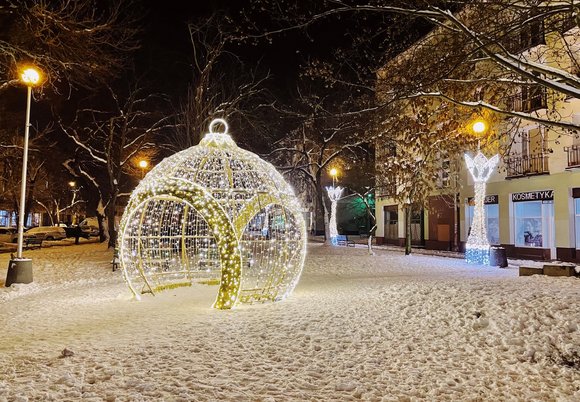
336 234 355 247
24 238 43 249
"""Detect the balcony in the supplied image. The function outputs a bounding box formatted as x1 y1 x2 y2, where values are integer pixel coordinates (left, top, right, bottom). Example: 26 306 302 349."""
565 145 580 168
376 183 397 198
505 153 549 178
507 86 547 113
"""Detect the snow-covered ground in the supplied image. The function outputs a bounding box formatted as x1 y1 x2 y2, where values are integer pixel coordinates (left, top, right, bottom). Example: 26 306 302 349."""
0 242 578 401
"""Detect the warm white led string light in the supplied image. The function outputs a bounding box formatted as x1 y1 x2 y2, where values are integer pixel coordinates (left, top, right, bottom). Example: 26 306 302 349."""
326 186 343 245
118 119 307 309
464 151 499 265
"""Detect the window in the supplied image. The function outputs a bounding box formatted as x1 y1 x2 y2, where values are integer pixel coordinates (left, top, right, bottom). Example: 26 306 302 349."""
384 206 398 240
410 210 423 242
466 203 500 244
514 201 553 248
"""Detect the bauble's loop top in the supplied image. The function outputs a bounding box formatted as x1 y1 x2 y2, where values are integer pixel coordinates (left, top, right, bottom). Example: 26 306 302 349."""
200 118 235 148
209 118 229 135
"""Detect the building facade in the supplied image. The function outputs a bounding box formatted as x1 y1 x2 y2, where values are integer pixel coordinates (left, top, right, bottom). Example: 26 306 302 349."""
375 10 579 262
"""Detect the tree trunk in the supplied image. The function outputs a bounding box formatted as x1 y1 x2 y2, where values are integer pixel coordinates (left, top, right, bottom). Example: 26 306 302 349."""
367 223 377 255
106 191 118 248
315 173 331 244
405 204 412 255
96 208 107 243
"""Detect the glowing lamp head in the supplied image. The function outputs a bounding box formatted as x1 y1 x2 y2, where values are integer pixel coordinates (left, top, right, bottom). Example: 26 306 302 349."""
138 160 148 169
68 181 76 188
472 120 487 134
329 168 338 177
20 67 42 86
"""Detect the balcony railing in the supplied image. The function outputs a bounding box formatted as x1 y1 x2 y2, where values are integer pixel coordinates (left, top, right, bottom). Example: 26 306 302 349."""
376 183 397 198
505 153 549 178
507 87 547 113
565 145 580 168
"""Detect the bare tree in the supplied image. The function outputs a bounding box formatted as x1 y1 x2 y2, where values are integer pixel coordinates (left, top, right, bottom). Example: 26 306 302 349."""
269 87 373 243
376 98 477 254
0 0 139 93
0 124 58 227
58 81 173 247
245 0 579 133
164 12 272 152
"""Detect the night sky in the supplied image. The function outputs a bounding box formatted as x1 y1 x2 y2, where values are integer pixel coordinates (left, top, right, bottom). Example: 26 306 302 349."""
138 1 309 101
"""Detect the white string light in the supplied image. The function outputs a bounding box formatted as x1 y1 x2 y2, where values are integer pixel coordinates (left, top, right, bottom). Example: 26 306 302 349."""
118 119 307 309
464 151 499 265
326 186 343 245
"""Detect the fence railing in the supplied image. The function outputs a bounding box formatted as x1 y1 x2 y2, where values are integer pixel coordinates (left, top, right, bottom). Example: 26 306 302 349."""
505 153 549 178
506 88 547 113
564 145 580 168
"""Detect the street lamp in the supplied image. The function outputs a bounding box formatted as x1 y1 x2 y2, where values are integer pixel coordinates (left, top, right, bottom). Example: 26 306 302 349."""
6 66 43 287
329 167 338 187
138 159 148 178
472 120 487 134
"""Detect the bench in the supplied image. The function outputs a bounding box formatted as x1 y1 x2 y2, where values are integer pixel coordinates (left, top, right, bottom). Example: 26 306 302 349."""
24 238 43 249
335 234 355 247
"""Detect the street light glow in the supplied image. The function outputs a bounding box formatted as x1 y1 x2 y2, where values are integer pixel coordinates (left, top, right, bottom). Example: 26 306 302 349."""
329 168 338 177
20 67 42 86
68 181 76 187
472 120 487 134
139 160 148 169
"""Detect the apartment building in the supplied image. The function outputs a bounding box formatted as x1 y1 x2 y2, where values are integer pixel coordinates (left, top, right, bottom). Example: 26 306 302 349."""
375 8 579 262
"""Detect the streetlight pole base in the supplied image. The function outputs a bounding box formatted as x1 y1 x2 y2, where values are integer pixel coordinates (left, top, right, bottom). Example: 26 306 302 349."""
6 258 33 287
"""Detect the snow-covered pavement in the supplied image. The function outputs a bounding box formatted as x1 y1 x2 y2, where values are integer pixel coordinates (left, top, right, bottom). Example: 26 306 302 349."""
0 243 578 401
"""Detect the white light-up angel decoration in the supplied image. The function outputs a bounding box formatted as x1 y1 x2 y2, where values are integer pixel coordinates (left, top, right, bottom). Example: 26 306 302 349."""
326 186 344 245
464 151 499 265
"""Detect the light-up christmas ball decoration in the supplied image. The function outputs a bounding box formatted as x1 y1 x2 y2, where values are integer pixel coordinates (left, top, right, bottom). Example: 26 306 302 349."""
118 119 307 309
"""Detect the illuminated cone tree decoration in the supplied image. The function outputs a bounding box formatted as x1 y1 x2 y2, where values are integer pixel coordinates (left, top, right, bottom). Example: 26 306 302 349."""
119 119 307 309
464 151 499 265
326 186 343 245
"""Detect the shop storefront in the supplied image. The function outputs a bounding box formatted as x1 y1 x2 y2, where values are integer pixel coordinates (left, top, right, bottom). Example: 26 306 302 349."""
574 188 580 251
510 189 555 259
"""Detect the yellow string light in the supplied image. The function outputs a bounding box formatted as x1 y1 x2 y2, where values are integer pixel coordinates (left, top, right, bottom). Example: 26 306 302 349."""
118 119 307 309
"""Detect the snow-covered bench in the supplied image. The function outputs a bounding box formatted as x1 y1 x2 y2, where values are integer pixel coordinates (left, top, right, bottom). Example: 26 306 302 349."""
24 238 43 249
336 235 355 247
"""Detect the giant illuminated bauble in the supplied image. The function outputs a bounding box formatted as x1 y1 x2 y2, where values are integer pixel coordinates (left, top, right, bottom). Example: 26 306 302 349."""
118 119 307 309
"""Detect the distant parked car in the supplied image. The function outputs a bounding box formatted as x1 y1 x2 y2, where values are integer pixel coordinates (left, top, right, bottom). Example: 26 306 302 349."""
23 226 67 241
0 227 18 243
79 217 100 237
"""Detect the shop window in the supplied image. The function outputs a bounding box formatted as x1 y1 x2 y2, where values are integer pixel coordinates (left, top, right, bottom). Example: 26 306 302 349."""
575 199 580 250
514 201 553 248
466 203 500 244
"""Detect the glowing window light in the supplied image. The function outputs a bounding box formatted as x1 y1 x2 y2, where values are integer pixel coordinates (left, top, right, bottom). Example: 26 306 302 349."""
464 151 499 265
326 186 344 245
119 119 307 309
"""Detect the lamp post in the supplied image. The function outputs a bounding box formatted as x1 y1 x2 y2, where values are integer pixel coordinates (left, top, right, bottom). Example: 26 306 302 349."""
472 119 487 149
464 118 499 265
6 66 42 287
138 159 148 179
329 167 338 187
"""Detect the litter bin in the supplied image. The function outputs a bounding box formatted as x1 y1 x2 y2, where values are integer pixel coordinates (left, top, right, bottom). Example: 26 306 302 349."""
489 246 508 268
